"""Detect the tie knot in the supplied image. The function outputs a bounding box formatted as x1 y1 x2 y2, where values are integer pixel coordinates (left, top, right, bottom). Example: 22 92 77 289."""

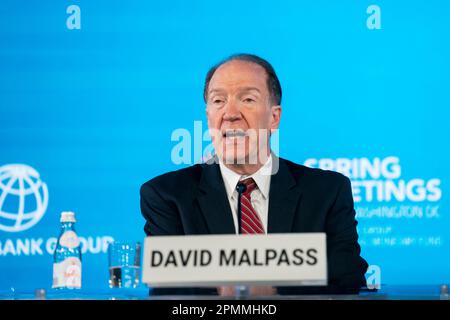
240 177 257 194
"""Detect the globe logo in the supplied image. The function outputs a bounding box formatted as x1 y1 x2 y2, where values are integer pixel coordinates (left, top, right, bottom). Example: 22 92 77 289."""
0 164 49 232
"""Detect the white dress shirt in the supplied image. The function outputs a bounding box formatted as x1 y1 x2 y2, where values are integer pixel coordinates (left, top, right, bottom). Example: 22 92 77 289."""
218 155 273 234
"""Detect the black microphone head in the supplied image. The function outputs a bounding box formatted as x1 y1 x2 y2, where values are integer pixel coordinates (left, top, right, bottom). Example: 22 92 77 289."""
236 182 247 194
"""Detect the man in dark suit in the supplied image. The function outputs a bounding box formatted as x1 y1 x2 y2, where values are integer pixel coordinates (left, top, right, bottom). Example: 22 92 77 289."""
140 54 368 296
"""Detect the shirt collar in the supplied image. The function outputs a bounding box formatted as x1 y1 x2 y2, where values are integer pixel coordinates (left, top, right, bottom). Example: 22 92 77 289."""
218 155 273 200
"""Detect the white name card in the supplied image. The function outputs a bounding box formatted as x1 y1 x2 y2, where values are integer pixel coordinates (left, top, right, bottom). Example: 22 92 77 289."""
142 233 327 287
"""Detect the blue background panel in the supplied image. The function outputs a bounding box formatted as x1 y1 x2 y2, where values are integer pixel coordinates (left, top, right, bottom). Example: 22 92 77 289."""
0 0 449 291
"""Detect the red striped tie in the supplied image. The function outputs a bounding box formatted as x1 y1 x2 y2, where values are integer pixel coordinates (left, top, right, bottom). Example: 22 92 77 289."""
239 178 265 234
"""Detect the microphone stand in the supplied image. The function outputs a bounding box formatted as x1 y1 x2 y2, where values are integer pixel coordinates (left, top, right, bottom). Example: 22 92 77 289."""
235 182 249 299
236 182 246 236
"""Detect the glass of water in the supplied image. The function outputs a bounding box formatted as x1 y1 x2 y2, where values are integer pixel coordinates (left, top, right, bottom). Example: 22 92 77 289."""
107 241 141 289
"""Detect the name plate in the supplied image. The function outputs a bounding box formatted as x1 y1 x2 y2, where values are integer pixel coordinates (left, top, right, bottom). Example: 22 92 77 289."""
142 233 327 287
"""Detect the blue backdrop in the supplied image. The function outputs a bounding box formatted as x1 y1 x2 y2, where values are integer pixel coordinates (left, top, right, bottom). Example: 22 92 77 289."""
1 0 449 292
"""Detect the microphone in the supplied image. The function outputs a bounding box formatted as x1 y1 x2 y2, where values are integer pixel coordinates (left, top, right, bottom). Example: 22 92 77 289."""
236 182 247 234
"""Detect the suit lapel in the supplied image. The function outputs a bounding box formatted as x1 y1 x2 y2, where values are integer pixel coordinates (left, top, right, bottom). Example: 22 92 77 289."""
196 159 235 234
196 156 303 234
267 157 303 233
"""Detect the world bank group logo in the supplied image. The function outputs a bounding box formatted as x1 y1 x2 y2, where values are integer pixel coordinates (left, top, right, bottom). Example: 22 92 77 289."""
0 164 49 232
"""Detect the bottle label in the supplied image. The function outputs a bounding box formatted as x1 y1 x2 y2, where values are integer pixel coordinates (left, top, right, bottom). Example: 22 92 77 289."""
59 230 80 248
52 257 82 289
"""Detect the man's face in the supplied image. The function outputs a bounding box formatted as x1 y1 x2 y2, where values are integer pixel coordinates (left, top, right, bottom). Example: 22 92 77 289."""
206 60 281 165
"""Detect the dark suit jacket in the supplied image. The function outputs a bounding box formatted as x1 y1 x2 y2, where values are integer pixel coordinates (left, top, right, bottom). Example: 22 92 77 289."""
140 156 369 296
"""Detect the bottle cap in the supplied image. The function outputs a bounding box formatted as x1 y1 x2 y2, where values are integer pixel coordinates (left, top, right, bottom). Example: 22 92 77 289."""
60 211 76 223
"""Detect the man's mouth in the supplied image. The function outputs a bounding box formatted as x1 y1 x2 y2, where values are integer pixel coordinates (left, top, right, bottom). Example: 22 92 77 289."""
222 129 247 138
222 129 248 144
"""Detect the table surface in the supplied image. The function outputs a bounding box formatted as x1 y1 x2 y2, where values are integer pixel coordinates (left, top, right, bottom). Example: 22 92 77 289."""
1 285 449 300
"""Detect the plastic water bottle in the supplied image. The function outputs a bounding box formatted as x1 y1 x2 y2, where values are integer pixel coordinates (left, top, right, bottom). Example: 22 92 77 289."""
52 211 82 289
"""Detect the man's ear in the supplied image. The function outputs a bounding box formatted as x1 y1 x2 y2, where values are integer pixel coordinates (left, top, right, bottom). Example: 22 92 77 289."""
270 105 282 132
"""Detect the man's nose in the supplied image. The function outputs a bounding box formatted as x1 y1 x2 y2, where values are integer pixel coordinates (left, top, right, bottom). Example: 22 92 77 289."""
222 100 242 121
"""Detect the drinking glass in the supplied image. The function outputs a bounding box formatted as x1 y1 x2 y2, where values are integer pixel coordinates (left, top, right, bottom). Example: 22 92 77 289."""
107 241 141 289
